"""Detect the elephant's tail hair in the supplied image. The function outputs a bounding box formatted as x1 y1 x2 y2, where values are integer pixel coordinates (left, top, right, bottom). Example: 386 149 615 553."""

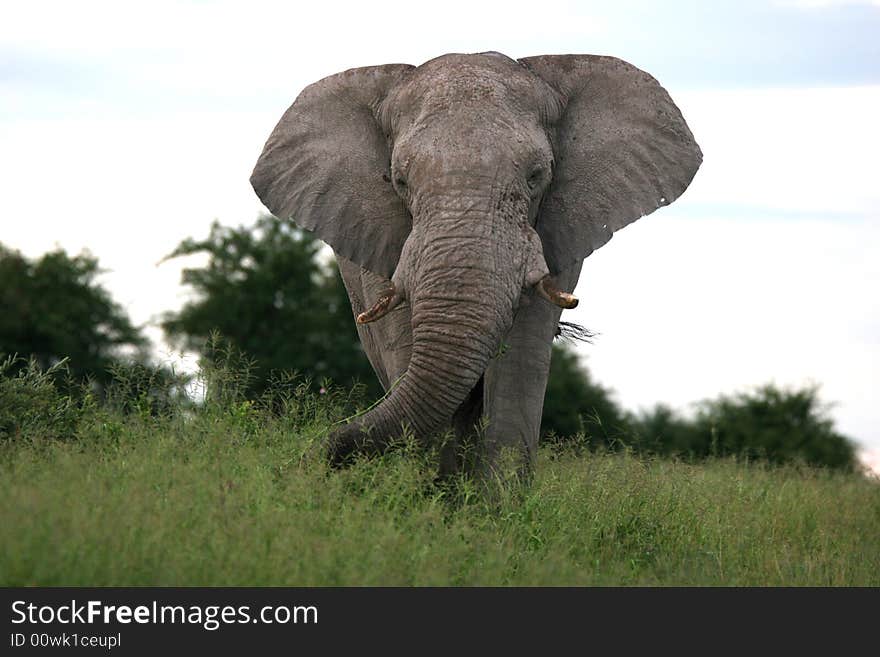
555 321 597 344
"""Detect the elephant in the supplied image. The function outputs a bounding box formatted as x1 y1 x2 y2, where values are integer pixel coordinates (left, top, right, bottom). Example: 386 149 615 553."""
250 51 701 480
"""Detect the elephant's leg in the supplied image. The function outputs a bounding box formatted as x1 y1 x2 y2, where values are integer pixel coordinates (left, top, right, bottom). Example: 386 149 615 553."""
481 262 584 481
336 254 412 393
439 377 484 479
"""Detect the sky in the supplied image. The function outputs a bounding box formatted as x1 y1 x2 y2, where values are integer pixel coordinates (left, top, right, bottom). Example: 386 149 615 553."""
1 0 878 466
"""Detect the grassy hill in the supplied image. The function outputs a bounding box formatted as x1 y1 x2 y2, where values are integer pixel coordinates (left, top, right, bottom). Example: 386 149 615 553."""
2 372 877 586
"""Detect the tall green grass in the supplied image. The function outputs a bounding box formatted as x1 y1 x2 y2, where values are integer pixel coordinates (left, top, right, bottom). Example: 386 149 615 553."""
1 356 878 586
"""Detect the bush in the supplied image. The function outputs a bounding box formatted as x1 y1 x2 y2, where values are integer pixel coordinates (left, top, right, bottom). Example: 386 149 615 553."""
630 385 857 471
0 243 147 391
161 216 381 399
541 344 630 447
693 384 856 470
102 360 192 418
0 356 81 443
628 403 698 455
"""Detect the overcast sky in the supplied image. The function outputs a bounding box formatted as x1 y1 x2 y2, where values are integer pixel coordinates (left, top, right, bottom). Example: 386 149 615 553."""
1 0 878 464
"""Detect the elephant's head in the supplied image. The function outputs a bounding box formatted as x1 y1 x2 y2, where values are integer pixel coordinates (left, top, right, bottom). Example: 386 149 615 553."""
251 52 701 465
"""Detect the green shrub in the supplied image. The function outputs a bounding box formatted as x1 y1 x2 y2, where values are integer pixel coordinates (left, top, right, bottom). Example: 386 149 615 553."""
0 243 146 392
542 344 630 447
631 385 857 471
0 355 81 442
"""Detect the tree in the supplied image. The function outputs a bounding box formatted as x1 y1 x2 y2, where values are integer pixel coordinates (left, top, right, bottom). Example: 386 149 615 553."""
161 215 381 398
0 243 147 389
693 384 856 470
627 403 699 455
543 342 856 470
541 343 630 447
630 385 857 470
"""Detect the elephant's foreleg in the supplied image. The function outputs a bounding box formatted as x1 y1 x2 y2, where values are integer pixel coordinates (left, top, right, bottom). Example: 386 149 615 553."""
336 254 412 392
438 377 485 480
481 263 584 481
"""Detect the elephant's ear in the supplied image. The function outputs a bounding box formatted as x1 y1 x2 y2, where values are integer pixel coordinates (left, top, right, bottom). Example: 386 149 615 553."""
519 55 702 272
250 64 415 278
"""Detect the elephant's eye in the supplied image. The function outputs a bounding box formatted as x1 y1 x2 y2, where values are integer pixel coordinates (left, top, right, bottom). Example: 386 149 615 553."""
383 170 407 191
527 168 544 190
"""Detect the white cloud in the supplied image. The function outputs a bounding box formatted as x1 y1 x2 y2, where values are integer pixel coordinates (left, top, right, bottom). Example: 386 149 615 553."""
777 0 880 8
675 86 880 216
0 1 605 76
568 212 880 451
561 86 880 452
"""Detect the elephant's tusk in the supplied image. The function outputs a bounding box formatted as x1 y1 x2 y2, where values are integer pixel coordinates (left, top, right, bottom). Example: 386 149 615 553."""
537 276 579 309
356 284 403 324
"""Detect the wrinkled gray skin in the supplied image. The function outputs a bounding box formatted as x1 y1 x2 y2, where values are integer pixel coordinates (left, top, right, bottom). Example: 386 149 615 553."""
251 52 701 479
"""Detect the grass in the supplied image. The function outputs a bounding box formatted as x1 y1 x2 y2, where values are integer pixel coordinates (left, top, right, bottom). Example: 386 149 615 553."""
2 369 878 587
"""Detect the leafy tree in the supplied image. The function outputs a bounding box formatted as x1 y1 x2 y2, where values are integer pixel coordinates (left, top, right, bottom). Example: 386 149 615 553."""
0 243 147 390
544 341 856 470
161 215 381 398
541 343 630 447
693 385 856 469
631 385 857 470
628 403 699 455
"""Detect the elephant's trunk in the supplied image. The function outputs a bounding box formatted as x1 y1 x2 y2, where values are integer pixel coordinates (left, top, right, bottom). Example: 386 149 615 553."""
327 205 524 465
